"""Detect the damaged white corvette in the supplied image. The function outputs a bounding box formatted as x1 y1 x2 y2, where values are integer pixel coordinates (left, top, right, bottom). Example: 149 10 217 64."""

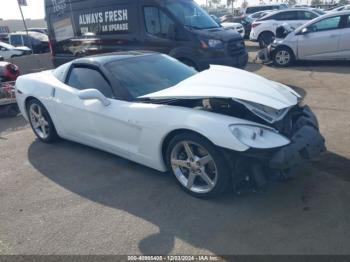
16 52 326 197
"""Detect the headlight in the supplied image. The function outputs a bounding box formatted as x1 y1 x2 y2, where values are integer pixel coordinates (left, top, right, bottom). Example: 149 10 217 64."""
229 124 290 149
200 39 224 49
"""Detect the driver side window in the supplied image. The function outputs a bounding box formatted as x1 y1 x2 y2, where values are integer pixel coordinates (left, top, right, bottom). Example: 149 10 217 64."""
67 67 114 98
144 6 174 39
309 16 341 32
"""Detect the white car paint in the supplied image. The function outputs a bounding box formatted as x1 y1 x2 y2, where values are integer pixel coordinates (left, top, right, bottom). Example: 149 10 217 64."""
272 10 350 61
0 42 30 59
249 9 321 42
220 22 245 38
16 64 298 173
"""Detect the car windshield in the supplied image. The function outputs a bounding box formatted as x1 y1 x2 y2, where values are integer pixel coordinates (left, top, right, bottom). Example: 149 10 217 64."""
165 0 220 29
0 42 15 49
106 54 197 98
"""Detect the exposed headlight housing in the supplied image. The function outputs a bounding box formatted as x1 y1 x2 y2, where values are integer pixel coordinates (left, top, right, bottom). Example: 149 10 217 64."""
229 124 290 149
201 39 224 49
234 99 292 124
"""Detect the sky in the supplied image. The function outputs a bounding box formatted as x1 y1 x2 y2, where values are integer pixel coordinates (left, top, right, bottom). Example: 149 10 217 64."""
0 0 213 20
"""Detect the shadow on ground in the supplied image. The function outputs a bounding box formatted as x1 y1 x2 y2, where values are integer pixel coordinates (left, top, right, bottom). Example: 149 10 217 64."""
27 138 350 255
0 115 28 136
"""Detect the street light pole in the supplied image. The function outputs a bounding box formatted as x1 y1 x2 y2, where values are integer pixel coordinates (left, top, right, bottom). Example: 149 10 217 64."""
17 0 33 52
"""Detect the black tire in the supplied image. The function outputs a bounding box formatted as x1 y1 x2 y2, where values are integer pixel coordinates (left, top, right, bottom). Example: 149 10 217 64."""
165 132 231 198
258 32 275 49
27 98 59 143
6 104 19 118
273 46 295 67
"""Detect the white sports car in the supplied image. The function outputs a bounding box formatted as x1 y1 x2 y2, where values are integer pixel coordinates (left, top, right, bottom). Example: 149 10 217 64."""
15 52 326 198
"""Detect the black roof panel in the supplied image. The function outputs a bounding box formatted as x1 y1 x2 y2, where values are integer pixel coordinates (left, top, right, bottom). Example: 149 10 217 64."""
73 51 158 65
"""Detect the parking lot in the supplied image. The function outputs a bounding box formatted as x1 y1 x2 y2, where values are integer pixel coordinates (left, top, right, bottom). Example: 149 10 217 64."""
1 42 350 255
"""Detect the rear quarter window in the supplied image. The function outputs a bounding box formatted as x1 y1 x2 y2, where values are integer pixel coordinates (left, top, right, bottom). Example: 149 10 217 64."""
53 62 71 82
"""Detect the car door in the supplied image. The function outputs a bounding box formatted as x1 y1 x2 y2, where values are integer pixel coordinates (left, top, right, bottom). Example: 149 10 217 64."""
337 15 350 59
54 65 136 158
297 15 342 60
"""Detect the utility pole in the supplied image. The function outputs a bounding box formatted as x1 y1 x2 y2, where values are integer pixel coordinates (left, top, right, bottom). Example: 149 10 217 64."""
17 0 33 52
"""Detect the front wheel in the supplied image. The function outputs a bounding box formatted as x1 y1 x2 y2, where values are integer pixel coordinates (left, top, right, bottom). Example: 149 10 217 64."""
27 99 59 143
273 46 294 67
166 132 231 198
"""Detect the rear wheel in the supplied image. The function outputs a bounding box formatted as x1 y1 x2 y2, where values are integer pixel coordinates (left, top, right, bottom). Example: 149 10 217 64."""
166 132 231 198
258 32 275 48
27 99 59 143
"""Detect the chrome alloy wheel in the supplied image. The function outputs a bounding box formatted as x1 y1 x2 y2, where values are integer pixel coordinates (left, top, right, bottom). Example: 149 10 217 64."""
170 141 218 194
29 103 50 139
275 50 291 66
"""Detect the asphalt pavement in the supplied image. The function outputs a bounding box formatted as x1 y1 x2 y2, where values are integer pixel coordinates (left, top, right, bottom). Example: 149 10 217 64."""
0 43 350 255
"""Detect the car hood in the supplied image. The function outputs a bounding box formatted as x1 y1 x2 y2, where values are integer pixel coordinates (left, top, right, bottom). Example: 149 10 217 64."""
140 65 300 110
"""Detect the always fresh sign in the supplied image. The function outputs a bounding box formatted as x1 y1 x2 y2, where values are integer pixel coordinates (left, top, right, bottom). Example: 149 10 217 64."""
79 9 129 34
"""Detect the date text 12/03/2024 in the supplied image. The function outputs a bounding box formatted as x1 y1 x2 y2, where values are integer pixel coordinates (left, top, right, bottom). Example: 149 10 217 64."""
127 256 221 261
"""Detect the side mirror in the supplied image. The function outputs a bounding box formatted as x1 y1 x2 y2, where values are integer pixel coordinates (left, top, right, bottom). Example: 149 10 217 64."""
77 89 111 106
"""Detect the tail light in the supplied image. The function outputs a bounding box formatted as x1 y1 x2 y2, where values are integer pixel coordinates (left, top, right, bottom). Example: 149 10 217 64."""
252 23 261 28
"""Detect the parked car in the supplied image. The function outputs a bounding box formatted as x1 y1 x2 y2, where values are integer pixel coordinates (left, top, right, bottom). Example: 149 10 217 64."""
45 0 248 70
328 5 350 12
0 41 31 59
28 28 48 35
16 52 325 198
8 32 49 54
210 15 245 38
245 4 288 15
269 10 350 66
0 61 20 82
248 10 273 21
221 15 253 38
220 22 245 38
0 33 8 43
250 8 322 48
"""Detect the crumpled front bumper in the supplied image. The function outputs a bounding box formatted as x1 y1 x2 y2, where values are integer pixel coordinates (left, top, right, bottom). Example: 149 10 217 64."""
267 106 326 180
269 106 326 168
232 105 326 184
